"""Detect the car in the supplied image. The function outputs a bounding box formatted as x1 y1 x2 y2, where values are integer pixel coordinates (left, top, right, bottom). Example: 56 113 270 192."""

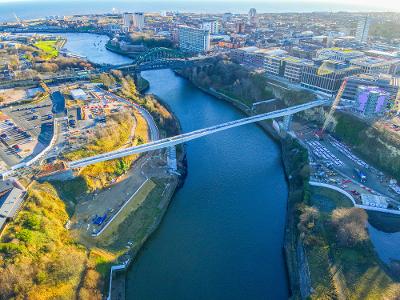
11 145 21 153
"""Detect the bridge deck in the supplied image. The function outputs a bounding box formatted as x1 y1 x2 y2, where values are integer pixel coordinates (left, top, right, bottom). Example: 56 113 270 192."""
68 100 328 168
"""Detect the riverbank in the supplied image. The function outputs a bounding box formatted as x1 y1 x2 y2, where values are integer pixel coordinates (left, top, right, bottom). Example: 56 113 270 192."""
105 41 141 59
176 72 400 299
32 80 185 298
104 87 187 300
175 70 305 298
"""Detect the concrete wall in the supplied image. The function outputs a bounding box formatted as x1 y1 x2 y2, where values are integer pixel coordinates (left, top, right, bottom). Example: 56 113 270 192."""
309 181 400 215
37 169 74 182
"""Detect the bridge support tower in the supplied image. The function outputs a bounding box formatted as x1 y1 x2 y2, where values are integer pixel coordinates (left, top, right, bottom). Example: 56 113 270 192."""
282 115 292 131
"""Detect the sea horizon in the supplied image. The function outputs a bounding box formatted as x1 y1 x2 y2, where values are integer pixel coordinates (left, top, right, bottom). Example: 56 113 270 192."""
0 0 399 22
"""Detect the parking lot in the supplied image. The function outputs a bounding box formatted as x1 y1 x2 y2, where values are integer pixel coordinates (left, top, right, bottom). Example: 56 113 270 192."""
294 121 400 203
306 140 344 167
0 98 53 167
328 136 368 169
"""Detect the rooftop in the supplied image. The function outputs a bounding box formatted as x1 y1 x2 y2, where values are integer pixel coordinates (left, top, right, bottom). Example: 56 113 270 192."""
350 56 400 67
0 187 25 219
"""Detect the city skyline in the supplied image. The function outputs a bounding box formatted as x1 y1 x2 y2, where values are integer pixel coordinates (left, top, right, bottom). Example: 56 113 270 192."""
0 4 399 300
0 0 400 13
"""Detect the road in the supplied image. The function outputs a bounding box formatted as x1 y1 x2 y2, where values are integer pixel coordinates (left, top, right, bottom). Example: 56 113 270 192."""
95 87 159 141
294 122 400 203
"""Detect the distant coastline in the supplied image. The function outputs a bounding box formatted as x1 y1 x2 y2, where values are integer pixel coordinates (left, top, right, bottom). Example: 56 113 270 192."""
1 1 398 22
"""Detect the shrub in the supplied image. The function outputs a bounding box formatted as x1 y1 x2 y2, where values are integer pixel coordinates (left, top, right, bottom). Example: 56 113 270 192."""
23 214 42 231
331 207 368 247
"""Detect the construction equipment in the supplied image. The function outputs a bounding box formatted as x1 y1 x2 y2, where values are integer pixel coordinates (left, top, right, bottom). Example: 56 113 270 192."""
315 78 348 139
39 81 50 94
31 81 51 104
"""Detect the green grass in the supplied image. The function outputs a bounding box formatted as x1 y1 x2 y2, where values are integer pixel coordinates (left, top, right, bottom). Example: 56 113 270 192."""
0 183 88 299
305 186 400 299
93 179 159 251
34 40 60 58
50 177 89 216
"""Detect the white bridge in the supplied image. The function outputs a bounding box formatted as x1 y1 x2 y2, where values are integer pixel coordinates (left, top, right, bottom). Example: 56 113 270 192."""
68 100 328 169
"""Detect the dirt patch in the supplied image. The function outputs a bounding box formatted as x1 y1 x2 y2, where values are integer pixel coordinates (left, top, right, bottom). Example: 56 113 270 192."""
0 88 26 104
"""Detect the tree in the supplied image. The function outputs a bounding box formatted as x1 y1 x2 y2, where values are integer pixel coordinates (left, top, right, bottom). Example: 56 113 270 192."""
121 75 139 101
99 73 116 89
298 205 320 245
111 69 123 78
331 207 368 247
35 62 59 73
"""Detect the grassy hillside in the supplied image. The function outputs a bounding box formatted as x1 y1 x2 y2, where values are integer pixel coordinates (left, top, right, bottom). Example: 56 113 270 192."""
303 187 400 299
64 111 149 191
281 136 311 298
0 183 113 299
34 40 61 59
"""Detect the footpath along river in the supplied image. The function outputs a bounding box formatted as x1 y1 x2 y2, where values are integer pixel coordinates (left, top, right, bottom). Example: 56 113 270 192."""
125 69 289 299
47 31 400 299
60 33 289 299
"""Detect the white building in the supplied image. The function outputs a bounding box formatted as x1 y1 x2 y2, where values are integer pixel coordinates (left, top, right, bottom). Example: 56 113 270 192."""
201 19 219 34
122 12 133 32
248 8 257 25
133 12 145 31
70 89 88 100
356 16 370 44
178 26 210 53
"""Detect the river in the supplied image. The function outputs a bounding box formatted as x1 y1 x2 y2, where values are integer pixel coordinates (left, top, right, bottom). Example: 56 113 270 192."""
55 33 132 65
44 27 400 298
125 69 289 299
62 34 290 299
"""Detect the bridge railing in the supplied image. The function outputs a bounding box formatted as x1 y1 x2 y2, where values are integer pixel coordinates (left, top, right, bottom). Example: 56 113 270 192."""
68 100 328 168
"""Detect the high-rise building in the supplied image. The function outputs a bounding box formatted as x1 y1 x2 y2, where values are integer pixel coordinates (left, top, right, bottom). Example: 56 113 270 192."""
248 8 258 25
122 12 133 32
326 32 334 48
355 16 370 44
342 74 399 101
133 12 145 31
178 26 210 53
235 22 245 34
355 86 389 117
201 19 219 34
222 13 232 23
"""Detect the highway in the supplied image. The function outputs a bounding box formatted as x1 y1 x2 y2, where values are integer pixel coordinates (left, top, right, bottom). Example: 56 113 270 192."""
68 100 328 168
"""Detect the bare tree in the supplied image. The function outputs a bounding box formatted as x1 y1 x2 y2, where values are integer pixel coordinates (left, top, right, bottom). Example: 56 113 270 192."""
331 208 368 247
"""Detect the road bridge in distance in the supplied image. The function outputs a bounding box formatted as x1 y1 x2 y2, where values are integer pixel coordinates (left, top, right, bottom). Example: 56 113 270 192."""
68 100 328 169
